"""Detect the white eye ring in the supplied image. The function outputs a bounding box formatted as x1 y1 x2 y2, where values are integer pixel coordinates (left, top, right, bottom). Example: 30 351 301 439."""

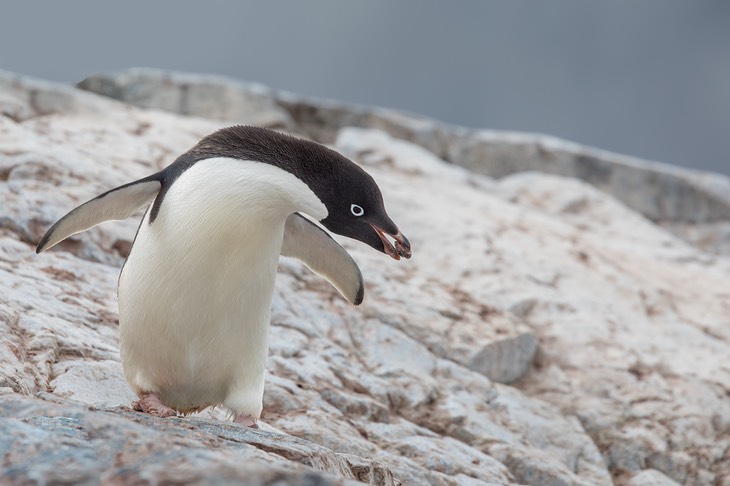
350 204 364 217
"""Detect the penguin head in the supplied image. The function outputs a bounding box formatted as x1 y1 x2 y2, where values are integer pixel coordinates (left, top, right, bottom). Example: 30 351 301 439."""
315 165 411 260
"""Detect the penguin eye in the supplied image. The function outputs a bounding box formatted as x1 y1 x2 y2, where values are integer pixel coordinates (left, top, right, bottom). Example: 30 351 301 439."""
350 204 365 217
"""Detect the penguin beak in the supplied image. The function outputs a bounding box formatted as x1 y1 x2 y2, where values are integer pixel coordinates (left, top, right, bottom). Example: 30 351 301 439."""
371 224 411 260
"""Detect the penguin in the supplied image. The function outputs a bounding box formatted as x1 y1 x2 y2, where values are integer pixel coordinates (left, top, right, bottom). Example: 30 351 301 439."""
36 126 411 426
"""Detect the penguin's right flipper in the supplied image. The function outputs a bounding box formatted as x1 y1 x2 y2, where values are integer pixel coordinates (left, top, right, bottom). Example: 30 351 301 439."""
36 178 162 253
281 213 365 305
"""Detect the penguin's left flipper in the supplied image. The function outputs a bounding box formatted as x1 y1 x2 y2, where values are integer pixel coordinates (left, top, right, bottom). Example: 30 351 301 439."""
281 213 365 305
36 177 162 253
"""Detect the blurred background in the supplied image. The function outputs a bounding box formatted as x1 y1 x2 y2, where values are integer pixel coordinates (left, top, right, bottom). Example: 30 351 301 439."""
1 1 728 174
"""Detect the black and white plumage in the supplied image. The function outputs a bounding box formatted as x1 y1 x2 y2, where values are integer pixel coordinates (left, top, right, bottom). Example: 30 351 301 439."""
36 126 411 424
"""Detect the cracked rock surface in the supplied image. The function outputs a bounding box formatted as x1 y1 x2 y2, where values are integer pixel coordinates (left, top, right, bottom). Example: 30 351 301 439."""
2 70 730 485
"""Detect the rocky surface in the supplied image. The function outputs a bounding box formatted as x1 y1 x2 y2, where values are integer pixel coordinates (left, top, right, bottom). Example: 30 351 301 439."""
79 69 730 240
0 390 387 485
1 70 729 485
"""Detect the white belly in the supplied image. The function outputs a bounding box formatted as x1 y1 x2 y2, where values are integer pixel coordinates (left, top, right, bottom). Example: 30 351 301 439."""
116 158 321 418
119 211 283 417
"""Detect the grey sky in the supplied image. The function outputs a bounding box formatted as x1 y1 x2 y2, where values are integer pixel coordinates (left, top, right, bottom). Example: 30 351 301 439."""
1 1 728 174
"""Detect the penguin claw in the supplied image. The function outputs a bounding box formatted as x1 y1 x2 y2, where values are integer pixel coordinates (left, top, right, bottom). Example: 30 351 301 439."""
132 393 178 418
233 414 259 428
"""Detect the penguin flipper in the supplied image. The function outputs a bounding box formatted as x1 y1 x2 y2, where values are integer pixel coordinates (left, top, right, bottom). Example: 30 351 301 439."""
36 178 162 253
281 213 365 305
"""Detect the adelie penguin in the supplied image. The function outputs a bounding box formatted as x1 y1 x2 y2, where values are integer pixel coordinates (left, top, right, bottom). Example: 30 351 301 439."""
36 126 411 426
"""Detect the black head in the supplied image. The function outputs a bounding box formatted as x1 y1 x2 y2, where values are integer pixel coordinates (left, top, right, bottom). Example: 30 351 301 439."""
173 126 411 259
313 163 411 260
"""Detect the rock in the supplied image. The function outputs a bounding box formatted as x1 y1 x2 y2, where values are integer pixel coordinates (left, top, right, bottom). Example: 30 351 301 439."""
661 219 730 255
3 69 730 485
626 469 682 486
0 391 380 485
0 71 567 485
77 68 293 129
79 68 730 233
448 130 730 224
50 359 137 407
0 70 109 121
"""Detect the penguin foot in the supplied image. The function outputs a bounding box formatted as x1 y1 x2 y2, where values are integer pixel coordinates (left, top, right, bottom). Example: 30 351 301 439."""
233 414 259 428
132 393 178 418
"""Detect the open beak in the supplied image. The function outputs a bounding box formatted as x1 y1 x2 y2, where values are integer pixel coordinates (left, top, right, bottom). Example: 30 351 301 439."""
371 224 412 260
